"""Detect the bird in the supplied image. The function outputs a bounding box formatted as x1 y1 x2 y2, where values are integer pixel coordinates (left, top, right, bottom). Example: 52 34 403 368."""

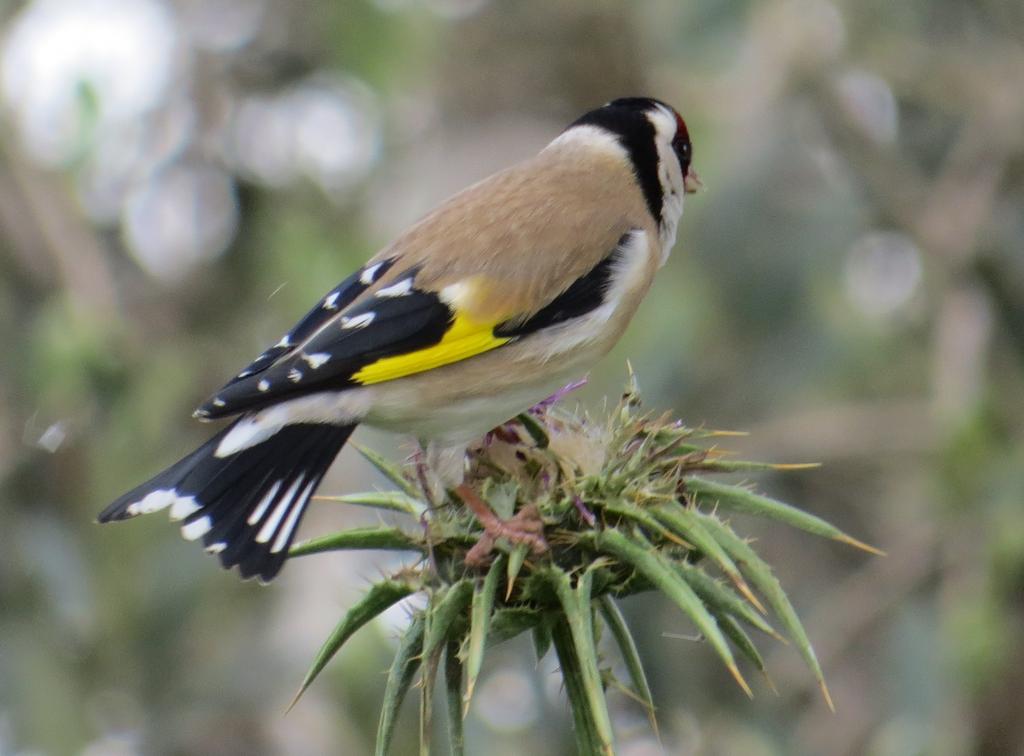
98 96 702 583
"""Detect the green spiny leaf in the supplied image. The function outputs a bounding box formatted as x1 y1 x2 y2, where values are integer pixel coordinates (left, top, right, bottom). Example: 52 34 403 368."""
486 607 540 645
354 443 422 499
420 637 441 756
715 612 771 682
545 567 615 754
653 502 766 613
423 580 474 663
687 459 817 473
603 501 693 549
685 477 882 555
550 604 606 755
505 543 529 600
375 613 425 756
463 555 503 713
314 490 422 515
598 595 658 738
444 639 465 756
290 526 423 558
593 529 752 698
532 615 553 662
290 578 416 711
697 513 834 711
674 562 782 641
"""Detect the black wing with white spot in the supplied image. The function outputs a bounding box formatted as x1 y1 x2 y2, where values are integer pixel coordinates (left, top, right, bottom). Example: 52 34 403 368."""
196 232 638 419
218 258 396 391
196 266 453 418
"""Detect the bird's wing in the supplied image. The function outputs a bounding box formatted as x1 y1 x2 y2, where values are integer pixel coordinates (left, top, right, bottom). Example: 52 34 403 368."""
196 149 655 419
219 258 397 388
196 234 634 418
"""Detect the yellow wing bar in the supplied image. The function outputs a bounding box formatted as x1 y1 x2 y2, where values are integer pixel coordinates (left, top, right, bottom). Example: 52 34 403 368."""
351 312 510 385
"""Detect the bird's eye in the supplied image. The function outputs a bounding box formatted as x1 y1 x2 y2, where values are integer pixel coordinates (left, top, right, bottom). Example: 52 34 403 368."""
672 136 692 171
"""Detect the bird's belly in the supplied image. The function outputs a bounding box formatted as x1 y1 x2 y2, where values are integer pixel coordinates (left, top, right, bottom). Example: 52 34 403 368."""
362 361 584 445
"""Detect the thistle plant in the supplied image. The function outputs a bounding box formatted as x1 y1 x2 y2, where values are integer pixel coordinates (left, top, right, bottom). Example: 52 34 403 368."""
286 373 880 754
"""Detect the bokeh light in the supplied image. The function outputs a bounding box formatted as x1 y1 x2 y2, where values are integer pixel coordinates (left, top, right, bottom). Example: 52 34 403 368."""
178 0 267 53
1 0 181 166
475 667 540 733
121 161 239 282
834 68 899 145
228 75 381 197
843 230 923 319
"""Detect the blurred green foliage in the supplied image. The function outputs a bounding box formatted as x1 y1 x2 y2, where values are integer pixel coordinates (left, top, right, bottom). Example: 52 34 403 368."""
0 1 1022 754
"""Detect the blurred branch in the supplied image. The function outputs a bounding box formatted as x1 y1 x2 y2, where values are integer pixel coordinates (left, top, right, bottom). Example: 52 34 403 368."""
0 144 120 321
973 255 1024 367
0 161 55 286
744 399 935 461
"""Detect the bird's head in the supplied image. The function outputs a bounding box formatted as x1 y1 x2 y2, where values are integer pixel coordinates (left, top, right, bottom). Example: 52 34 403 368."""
560 97 701 253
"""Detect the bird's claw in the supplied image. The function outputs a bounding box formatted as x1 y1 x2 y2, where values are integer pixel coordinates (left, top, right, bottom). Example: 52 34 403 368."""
456 485 548 567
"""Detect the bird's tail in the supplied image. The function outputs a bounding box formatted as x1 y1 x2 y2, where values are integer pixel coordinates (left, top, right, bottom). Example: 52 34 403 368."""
98 421 356 582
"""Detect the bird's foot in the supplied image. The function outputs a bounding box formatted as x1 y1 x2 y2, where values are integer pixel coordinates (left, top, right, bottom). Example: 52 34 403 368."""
409 444 436 506
456 484 548 567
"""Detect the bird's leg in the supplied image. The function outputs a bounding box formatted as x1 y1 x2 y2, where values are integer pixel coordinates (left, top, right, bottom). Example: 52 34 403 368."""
414 440 469 508
456 484 548 567
410 442 436 508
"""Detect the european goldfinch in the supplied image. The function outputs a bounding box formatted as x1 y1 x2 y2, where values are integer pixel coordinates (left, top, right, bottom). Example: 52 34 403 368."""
99 97 701 582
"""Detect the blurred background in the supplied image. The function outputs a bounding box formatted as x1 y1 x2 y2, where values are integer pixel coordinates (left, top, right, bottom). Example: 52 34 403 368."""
1 0 1022 754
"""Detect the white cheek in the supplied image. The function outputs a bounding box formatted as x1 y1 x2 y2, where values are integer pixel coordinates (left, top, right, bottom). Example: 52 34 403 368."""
661 155 683 196
653 141 685 259
646 105 688 237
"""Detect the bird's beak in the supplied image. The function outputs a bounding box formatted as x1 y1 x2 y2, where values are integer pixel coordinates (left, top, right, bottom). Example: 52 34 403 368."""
684 167 703 194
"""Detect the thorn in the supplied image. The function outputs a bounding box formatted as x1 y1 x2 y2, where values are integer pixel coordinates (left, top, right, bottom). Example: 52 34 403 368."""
285 684 306 715
706 430 749 437
767 462 822 470
766 627 789 645
659 528 695 550
834 533 886 556
727 662 753 698
732 576 767 615
701 448 731 458
661 631 703 642
819 679 836 713
762 670 779 696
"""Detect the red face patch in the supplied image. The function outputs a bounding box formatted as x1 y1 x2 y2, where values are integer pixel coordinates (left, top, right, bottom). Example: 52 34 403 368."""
670 109 693 171
674 111 690 144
